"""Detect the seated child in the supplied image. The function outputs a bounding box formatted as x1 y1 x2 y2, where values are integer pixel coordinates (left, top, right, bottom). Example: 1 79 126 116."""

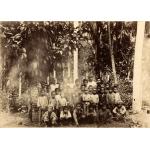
112 101 126 122
99 105 112 124
43 105 58 127
60 106 72 126
73 103 84 126
86 105 97 124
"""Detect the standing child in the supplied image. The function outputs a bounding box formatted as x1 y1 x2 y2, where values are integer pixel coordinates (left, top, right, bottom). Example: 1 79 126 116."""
91 88 99 114
81 87 91 116
112 86 122 104
98 87 107 109
57 92 67 109
37 90 49 125
106 87 115 110
49 91 57 110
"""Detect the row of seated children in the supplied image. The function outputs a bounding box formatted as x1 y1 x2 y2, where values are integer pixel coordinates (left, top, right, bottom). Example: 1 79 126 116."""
37 83 127 127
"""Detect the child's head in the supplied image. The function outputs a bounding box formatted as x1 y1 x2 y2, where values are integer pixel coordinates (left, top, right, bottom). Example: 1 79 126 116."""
88 76 93 82
117 101 123 108
63 106 69 114
105 84 109 89
89 105 94 112
88 85 93 93
104 87 109 94
84 87 89 94
109 87 113 93
48 105 53 112
83 79 88 86
41 90 45 96
80 84 85 92
51 91 55 98
102 105 107 110
101 87 105 94
55 88 60 95
93 88 97 94
113 87 118 93
76 103 81 110
97 85 101 92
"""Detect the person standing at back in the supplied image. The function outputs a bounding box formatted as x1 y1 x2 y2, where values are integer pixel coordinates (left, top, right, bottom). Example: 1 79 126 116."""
87 76 97 88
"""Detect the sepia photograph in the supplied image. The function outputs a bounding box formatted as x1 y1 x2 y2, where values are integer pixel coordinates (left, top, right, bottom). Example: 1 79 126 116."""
0 21 149 128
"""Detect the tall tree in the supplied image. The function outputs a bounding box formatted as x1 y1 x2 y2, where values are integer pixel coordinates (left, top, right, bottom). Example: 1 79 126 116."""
108 22 117 84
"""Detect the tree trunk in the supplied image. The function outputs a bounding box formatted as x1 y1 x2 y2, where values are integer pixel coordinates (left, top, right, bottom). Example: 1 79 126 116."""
132 21 145 112
73 22 79 83
108 22 117 84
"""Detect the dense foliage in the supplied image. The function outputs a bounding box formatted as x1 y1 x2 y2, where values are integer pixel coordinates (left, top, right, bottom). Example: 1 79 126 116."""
0 21 137 90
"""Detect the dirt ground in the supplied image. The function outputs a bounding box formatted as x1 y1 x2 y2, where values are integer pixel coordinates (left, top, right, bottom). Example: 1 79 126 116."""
0 111 134 128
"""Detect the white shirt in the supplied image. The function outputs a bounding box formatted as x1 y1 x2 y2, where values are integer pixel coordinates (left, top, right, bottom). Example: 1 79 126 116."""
58 97 67 107
37 96 48 109
91 94 99 103
113 93 122 103
60 110 71 119
113 105 126 115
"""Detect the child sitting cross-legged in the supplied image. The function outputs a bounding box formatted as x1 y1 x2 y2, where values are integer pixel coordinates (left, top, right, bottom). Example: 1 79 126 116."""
112 101 127 122
60 106 72 126
43 105 58 127
99 104 112 124
86 104 97 124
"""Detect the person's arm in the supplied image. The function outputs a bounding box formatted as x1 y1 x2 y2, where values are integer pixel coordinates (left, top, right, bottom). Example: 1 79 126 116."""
113 107 117 114
60 111 64 119
73 110 79 126
120 106 126 115
37 97 41 108
67 111 72 118
118 93 121 102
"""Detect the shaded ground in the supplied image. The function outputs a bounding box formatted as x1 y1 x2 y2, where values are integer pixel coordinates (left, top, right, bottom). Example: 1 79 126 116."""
0 111 133 128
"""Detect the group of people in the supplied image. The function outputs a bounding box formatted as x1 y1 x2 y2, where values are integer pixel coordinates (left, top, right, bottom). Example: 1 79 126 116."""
35 76 127 127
